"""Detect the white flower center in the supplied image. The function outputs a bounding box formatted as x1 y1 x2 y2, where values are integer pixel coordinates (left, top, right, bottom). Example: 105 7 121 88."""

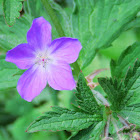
35 52 52 68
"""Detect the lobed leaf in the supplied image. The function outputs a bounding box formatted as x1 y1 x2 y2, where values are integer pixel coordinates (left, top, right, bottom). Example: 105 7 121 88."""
27 106 102 133
118 60 140 125
98 78 127 111
110 42 140 79
99 45 140 115
75 72 101 114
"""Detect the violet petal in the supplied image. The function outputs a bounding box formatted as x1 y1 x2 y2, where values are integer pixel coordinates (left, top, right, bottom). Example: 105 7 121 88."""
27 17 52 51
47 61 76 90
49 37 82 64
17 64 47 102
6 43 35 69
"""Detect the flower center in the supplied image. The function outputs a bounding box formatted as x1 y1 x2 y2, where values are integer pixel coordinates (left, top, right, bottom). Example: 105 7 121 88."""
36 53 51 68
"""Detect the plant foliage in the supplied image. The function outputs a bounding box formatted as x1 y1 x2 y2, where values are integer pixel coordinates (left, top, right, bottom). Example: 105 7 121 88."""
3 0 24 26
1 0 140 139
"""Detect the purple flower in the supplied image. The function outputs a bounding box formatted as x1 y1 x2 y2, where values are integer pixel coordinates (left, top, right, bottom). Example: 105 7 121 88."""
6 17 82 102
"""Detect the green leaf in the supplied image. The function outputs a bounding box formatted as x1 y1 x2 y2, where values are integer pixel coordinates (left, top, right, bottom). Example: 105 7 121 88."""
124 16 140 30
0 57 23 90
0 69 20 90
0 15 32 51
89 121 105 140
124 60 140 93
70 121 105 140
110 42 140 79
70 124 97 140
27 106 102 133
119 104 140 126
3 0 24 26
75 72 101 114
109 43 140 114
52 0 140 68
75 0 140 68
0 5 58 51
99 59 140 125
24 0 44 18
118 60 140 126
98 78 127 111
23 0 59 39
0 58 17 70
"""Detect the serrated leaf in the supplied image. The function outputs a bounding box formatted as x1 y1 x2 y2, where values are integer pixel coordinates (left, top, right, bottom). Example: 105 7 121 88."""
51 0 140 68
110 42 140 79
109 44 140 117
98 78 127 111
99 59 140 123
118 60 140 126
71 103 87 113
3 0 24 26
75 72 101 114
27 106 102 133
111 50 140 109
124 60 140 93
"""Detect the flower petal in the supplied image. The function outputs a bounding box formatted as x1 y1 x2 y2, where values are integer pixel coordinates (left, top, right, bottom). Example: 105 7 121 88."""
47 61 76 90
6 43 35 69
17 64 47 102
49 37 82 64
27 17 52 51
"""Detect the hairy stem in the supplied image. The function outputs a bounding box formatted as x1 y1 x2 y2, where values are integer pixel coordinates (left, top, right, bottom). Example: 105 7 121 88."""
92 90 110 106
117 115 136 132
86 68 109 82
111 117 122 140
41 0 81 77
118 115 130 128
104 115 111 138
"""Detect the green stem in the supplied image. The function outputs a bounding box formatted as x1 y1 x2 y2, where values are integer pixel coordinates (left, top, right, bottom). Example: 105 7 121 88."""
41 0 65 37
41 0 81 77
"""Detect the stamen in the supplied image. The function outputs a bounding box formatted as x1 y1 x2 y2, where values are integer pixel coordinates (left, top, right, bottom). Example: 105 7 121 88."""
35 52 52 68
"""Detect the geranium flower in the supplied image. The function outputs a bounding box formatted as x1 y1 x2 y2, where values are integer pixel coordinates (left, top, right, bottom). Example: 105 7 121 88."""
6 17 82 102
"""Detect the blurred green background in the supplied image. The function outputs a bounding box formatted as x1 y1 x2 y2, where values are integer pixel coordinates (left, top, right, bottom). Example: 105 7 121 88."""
0 0 140 139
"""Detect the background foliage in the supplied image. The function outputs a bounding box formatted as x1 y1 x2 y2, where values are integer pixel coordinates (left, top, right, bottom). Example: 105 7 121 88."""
0 0 140 139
